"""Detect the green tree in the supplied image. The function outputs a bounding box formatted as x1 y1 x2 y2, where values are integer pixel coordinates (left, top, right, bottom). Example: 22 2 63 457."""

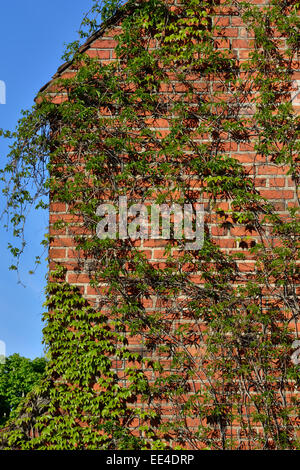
0 354 47 425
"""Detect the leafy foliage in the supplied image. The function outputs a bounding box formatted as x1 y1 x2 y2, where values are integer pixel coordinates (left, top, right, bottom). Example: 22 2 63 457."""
0 0 299 450
0 354 47 425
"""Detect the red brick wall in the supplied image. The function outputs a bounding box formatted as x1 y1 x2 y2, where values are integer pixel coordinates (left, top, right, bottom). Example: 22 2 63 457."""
47 0 299 286
45 0 299 449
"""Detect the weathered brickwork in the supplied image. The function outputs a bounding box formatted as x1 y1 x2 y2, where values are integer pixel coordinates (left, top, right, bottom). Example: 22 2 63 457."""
46 4 299 286
43 0 299 449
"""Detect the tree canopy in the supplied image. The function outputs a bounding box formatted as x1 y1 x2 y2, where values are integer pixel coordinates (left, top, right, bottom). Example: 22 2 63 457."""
0 354 47 426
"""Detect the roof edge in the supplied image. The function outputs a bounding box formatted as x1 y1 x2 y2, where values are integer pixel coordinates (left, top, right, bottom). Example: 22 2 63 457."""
36 2 132 98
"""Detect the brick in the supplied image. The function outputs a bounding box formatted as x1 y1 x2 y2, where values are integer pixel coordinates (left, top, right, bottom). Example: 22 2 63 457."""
215 17 230 27
232 39 251 49
260 190 294 199
67 273 92 284
51 237 75 247
152 249 169 259
269 178 285 187
231 17 244 26
223 28 239 37
50 202 67 212
143 239 170 247
49 248 66 259
86 49 111 59
231 227 258 236
258 165 289 175
91 39 118 49
210 226 228 236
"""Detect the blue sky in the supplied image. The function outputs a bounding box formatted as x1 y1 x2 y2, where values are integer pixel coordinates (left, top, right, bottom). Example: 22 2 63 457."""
0 1 94 359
